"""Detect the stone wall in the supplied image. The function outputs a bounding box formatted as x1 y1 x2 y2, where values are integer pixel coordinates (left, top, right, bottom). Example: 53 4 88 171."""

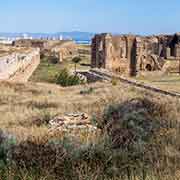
0 47 40 80
91 33 180 76
14 39 78 62
51 41 78 62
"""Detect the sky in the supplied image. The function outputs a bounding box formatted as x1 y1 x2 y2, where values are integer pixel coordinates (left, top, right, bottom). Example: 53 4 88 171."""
0 0 180 35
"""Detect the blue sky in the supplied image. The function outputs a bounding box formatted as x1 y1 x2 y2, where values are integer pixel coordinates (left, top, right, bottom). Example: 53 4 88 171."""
0 0 180 34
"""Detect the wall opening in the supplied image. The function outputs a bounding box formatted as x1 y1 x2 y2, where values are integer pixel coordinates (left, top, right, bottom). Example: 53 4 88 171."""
146 64 152 71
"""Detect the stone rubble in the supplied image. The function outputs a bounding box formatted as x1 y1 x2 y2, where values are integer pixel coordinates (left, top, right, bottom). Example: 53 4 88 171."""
49 113 97 132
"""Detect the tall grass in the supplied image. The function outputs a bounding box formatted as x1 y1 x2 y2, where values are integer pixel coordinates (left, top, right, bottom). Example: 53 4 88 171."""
0 81 180 179
0 95 180 179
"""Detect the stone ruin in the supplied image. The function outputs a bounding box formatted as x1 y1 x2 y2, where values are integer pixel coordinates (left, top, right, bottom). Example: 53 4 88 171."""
50 41 78 62
13 39 78 63
91 33 180 76
49 113 97 132
0 46 40 80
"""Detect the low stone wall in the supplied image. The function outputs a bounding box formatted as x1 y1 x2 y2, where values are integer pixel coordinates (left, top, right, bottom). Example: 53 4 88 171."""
0 48 40 81
90 69 180 98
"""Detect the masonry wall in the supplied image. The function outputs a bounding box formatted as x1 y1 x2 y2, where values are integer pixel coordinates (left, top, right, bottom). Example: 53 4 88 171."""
0 48 40 80
51 41 78 62
91 34 136 75
91 33 180 76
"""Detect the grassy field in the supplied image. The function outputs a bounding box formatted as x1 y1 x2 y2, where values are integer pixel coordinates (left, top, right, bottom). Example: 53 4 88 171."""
0 81 140 140
1 45 180 179
30 50 91 83
135 73 180 93
0 80 180 179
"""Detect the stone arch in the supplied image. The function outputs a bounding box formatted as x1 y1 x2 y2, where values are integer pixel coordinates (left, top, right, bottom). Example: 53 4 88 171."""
145 64 152 71
138 53 161 71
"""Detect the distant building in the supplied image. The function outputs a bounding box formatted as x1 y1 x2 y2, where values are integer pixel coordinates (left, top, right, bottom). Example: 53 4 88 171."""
0 37 13 45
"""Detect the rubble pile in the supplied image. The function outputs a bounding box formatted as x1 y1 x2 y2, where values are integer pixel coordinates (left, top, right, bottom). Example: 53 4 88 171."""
49 113 97 132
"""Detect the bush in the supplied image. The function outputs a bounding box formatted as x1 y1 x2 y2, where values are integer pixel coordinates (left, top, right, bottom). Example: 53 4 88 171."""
99 97 180 177
1 97 180 179
80 87 94 95
111 77 118 86
55 69 84 87
0 130 16 168
49 56 59 64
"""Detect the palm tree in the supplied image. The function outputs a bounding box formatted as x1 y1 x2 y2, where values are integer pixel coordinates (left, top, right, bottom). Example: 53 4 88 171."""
72 56 82 74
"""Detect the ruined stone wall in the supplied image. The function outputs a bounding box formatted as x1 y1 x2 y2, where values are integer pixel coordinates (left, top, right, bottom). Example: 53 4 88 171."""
0 48 40 80
91 33 136 75
91 33 180 76
51 41 78 62
14 39 78 62
14 39 48 51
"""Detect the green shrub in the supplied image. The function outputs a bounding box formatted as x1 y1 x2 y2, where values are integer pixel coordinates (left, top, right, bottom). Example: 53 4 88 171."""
80 87 94 95
100 97 180 177
55 69 84 87
0 130 16 169
111 77 118 86
49 56 59 64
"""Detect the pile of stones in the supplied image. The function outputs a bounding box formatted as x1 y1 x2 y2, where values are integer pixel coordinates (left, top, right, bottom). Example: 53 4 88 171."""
49 113 97 132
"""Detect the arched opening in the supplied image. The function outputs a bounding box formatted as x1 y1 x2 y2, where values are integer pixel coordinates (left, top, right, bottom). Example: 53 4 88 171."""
98 62 103 68
146 64 152 71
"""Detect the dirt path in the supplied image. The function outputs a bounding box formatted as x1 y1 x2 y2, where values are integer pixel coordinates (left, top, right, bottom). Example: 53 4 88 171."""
9 58 40 83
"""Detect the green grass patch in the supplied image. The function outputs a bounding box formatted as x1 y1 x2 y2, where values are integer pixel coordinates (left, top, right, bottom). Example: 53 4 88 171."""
30 55 90 83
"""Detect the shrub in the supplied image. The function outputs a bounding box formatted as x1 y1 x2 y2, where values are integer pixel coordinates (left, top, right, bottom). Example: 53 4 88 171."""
55 69 84 87
99 97 180 177
111 77 118 86
40 53 45 59
0 130 16 169
80 87 94 95
49 56 59 64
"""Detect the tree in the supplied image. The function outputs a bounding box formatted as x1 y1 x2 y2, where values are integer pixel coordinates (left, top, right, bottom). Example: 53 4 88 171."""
72 56 82 74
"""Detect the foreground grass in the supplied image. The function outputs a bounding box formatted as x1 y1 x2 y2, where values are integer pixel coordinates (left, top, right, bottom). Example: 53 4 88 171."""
0 81 140 141
0 81 180 179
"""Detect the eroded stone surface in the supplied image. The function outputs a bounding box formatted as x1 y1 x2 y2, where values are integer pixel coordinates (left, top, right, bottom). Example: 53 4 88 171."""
0 47 40 81
49 113 97 132
91 33 180 76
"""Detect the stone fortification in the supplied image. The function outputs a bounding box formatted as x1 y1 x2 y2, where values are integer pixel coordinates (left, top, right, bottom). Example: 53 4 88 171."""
0 47 40 81
91 33 180 76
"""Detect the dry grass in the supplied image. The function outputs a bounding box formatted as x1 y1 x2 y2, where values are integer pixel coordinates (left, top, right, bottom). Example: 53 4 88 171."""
0 80 141 141
0 80 180 179
135 73 180 93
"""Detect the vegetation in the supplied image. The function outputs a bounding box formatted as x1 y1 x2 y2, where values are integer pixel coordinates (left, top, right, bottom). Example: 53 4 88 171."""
135 73 180 93
80 87 94 95
1 44 180 179
30 50 90 84
72 56 82 74
55 68 84 87
111 77 118 86
49 56 59 64
0 80 180 179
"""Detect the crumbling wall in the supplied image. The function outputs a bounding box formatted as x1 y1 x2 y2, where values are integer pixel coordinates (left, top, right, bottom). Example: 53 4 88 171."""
0 48 40 80
91 33 180 76
14 39 78 63
51 41 78 62
91 34 135 75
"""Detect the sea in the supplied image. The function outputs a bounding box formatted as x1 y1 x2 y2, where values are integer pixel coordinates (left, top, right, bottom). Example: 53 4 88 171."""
75 40 91 45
